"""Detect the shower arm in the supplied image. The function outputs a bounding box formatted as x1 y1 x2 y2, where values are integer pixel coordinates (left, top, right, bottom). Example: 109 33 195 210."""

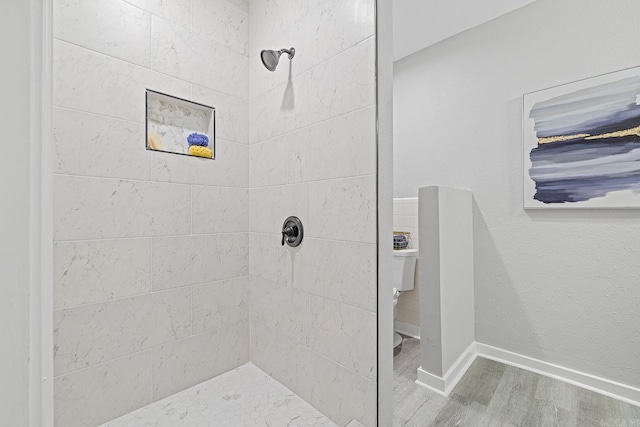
279 48 295 59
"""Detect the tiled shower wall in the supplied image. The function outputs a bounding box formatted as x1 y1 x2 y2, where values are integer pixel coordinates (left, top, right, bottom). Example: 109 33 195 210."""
248 1 378 426
52 0 250 425
393 198 420 332
52 0 379 426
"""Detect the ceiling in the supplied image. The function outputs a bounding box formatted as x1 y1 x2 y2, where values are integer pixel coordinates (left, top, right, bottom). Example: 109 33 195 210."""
392 0 537 61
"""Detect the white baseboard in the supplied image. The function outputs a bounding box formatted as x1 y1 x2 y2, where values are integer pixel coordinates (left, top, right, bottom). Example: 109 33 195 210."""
415 342 476 396
394 321 420 339
475 342 640 407
413 341 640 407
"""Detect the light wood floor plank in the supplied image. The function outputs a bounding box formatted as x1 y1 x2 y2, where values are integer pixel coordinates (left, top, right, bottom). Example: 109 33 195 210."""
393 336 640 427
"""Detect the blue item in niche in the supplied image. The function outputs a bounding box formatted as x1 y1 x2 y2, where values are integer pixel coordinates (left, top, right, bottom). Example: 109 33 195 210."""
187 133 209 147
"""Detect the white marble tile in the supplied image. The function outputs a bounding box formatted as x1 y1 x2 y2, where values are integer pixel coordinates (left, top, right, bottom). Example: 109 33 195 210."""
251 277 309 344
123 0 192 30
249 0 375 99
226 0 248 12
54 350 153 427
249 233 291 286
249 134 293 188
250 321 311 397
152 321 250 400
192 186 249 234
53 288 191 376
308 296 376 381
249 183 308 234
308 175 376 244
249 72 309 143
288 106 376 183
102 362 336 427
53 175 191 240
293 238 376 312
151 17 249 101
249 0 310 55
301 350 376 427
297 0 374 71
53 238 152 309
308 37 375 124
53 40 191 123
149 140 249 187
53 108 150 180
54 0 151 67
192 0 248 56
251 321 375 427
192 276 250 334
192 85 249 145
152 233 249 290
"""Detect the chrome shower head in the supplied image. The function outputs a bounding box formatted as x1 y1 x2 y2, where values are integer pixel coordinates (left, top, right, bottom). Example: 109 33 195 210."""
260 47 295 72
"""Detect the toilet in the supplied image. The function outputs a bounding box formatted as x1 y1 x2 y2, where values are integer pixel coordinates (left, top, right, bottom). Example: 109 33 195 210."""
392 249 418 351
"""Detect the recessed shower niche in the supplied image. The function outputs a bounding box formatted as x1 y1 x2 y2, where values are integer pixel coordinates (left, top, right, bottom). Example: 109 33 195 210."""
145 89 216 159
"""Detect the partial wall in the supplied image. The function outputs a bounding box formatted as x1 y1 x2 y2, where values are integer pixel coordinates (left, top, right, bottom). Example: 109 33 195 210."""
417 186 475 395
0 1 35 424
52 0 250 425
247 1 378 425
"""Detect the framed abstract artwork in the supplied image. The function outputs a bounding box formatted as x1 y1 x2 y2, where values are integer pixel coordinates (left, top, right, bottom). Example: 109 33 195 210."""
523 67 640 208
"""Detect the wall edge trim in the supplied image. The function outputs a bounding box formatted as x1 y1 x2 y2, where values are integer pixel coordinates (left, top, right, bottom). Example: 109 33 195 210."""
415 341 476 396
394 321 420 339
475 342 640 408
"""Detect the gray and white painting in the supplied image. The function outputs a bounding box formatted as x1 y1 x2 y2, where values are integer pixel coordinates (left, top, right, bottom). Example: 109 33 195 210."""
524 70 640 208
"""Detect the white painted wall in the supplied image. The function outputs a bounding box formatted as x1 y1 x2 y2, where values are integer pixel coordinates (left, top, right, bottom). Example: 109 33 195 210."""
0 1 33 424
376 0 395 423
394 0 640 389
392 0 537 61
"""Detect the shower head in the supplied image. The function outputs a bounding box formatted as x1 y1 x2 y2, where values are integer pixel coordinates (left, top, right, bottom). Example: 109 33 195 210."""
260 47 295 72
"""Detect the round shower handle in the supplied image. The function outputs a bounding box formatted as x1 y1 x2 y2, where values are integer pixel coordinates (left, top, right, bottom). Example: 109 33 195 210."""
281 216 303 247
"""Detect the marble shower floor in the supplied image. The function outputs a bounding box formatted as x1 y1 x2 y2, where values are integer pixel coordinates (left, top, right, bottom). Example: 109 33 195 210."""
101 363 337 427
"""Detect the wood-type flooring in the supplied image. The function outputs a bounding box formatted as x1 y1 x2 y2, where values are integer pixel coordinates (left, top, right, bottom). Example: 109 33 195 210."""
393 337 640 427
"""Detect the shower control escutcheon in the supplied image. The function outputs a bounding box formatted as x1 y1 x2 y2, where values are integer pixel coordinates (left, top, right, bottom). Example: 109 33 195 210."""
281 216 303 247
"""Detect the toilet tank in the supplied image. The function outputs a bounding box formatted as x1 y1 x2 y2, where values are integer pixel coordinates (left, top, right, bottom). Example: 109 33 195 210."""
393 249 418 291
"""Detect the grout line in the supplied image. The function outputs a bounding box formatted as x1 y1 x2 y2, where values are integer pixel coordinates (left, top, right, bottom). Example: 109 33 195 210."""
252 318 376 385
54 274 252 311
53 347 155 380
252 274 376 316
248 34 376 101
249 173 377 190
54 231 250 244
52 172 249 189
52 105 251 146
53 318 250 380
249 230 376 246
248 104 375 145
53 38 250 102
190 285 194 337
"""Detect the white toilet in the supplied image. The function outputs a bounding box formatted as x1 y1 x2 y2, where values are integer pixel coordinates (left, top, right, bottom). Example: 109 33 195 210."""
393 249 418 351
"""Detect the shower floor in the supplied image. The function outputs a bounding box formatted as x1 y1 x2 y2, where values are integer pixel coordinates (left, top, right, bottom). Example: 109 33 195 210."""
100 363 337 427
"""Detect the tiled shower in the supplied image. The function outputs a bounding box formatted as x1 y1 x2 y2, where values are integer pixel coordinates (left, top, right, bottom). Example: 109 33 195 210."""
51 0 378 426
